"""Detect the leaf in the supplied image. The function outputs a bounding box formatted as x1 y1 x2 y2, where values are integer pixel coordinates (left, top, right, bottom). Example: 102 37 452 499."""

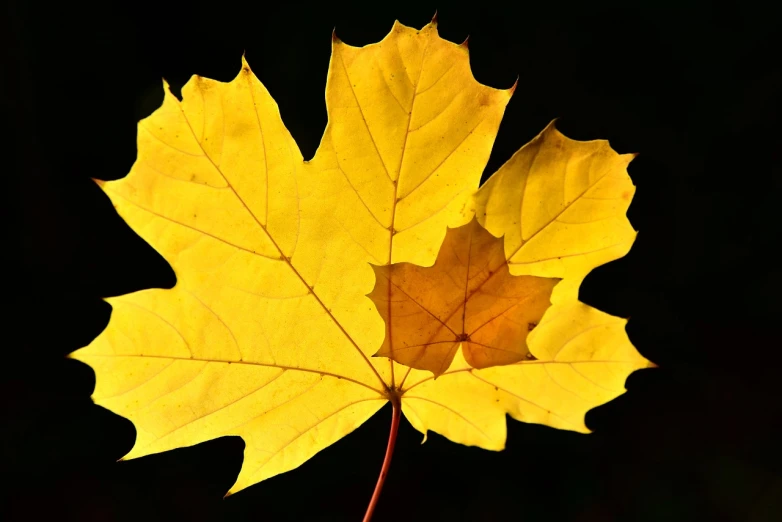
71 19 652 494
369 218 559 376
471 119 638 303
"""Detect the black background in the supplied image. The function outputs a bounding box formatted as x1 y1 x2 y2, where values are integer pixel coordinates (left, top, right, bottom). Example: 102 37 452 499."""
4 1 781 520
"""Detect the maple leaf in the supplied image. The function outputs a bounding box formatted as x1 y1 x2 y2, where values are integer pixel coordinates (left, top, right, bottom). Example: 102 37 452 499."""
369 218 559 376
72 19 652 495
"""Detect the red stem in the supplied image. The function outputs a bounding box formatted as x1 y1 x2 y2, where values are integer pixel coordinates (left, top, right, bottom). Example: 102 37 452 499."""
363 401 401 522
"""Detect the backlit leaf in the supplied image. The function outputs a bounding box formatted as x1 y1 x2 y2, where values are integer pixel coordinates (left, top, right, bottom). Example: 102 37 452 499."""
72 19 652 494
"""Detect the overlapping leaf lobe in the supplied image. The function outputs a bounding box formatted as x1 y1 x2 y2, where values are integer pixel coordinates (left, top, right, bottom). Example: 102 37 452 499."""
369 218 559 376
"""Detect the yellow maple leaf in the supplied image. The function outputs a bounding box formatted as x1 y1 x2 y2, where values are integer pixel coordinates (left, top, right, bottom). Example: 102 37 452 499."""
72 19 652 496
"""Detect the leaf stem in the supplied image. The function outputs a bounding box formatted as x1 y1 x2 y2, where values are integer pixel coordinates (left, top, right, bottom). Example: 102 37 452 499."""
363 400 401 522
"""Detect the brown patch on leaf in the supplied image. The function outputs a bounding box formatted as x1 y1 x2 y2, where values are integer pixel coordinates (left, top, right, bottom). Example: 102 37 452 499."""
369 218 559 376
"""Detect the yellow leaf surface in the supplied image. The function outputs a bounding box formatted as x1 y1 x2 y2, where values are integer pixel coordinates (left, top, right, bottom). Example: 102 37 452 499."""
471 120 638 302
72 19 651 494
399 301 649 443
370 218 559 375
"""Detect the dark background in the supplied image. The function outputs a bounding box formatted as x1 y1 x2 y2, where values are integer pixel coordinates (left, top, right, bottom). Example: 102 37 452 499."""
4 1 781 520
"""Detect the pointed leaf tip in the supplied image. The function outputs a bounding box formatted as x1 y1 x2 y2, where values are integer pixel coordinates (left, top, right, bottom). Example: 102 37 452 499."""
624 152 640 164
543 117 561 132
331 27 340 44
431 11 439 26
508 75 519 96
91 178 105 188
460 35 470 49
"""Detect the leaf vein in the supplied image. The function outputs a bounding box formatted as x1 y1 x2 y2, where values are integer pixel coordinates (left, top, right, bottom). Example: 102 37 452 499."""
172 93 388 389
403 396 490 439
247 397 386 479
